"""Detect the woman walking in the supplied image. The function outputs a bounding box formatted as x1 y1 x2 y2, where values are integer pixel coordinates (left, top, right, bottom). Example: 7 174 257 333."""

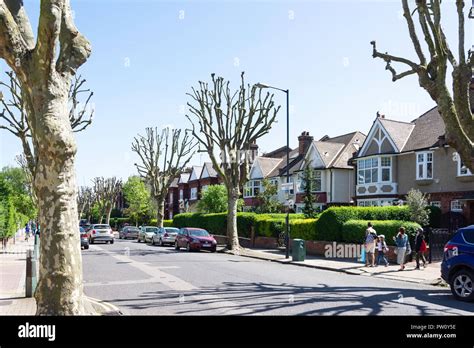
414 228 427 269
393 227 408 271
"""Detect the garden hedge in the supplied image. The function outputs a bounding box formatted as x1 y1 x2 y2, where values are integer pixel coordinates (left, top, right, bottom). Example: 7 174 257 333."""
341 220 421 245
315 206 412 241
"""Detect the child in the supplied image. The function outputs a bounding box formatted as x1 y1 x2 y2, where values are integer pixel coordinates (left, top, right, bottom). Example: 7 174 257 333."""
376 234 389 267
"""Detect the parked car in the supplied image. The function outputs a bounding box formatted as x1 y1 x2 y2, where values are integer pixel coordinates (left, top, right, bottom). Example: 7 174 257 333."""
138 226 159 243
175 228 217 252
152 227 179 246
88 224 114 244
119 226 140 240
441 225 474 302
80 227 89 250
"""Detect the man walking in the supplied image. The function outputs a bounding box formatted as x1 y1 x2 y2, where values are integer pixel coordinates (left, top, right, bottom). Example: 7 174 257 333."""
365 222 377 267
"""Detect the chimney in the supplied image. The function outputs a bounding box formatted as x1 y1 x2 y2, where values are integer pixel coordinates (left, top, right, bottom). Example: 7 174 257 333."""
298 131 314 155
250 141 258 161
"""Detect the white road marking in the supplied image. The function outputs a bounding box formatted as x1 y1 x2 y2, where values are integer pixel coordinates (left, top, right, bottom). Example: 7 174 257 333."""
88 245 249 314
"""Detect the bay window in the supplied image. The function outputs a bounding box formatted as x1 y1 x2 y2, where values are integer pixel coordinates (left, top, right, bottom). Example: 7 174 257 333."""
190 187 198 200
358 157 392 184
297 170 322 192
416 152 433 180
244 180 262 198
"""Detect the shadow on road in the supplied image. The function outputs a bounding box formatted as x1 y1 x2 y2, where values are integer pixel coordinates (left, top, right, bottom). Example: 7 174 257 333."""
104 281 473 315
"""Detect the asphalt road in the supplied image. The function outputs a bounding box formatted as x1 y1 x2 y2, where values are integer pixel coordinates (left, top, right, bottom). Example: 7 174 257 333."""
82 238 474 315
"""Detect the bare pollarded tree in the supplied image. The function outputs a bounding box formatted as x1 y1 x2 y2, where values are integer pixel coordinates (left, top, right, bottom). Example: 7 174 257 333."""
92 177 122 225
371 0 473 171
0 72 94 177
186 73 280 251
132 127 196 227
0 0 91 315
77 186 94 221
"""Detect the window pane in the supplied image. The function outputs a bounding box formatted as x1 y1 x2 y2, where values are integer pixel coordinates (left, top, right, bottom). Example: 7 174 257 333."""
427 153 433 162
418 153 424 163
364 170 370 183
372 158 378 167
359 161 365 170
371 168 378 182
358 172 364 184
426 163 433 178
418 164 423 178
381 157 391 166
382 168 390 181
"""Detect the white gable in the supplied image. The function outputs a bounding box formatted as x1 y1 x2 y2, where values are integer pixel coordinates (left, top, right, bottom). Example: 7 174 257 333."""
249 160 264 179
301 143 325 169
358 119 397 157
201 166 209 179
189 167 202 181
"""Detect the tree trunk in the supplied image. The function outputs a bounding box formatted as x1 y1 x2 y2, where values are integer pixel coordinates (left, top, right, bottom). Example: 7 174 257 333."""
105 204 112 225
156 197 165 228
32 78 84 315
226 187 240 250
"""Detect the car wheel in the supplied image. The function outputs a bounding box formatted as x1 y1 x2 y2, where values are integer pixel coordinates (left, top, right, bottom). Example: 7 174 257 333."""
186 243 191 252
90 238 94 245
450 269 474 302
110 240 114 245
175 241 180 251
84 245 89 250
211 248 216 253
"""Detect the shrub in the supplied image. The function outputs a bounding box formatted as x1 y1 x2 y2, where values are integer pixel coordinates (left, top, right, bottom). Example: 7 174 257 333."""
315 206 411 241
289 219 318 240
342 220 421 245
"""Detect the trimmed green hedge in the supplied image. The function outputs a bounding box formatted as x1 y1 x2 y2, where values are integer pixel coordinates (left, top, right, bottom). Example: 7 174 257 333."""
315 206 412 241
0 196 16 238
289 219 318 240
342 220 421 245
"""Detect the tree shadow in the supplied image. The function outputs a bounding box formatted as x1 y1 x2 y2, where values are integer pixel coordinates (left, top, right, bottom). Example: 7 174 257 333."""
106 281 472 316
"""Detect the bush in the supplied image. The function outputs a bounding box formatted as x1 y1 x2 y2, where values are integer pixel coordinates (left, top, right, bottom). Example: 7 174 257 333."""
315 206 411 241
149 219 174 227
342 220 421 245
289 219 318 240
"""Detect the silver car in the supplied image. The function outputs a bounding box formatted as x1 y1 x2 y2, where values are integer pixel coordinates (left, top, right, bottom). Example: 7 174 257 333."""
151 227 179 246
88 224 114 244
138 226 159 243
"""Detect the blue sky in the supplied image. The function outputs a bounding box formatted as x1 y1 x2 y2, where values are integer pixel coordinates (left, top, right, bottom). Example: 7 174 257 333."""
0 0 467 185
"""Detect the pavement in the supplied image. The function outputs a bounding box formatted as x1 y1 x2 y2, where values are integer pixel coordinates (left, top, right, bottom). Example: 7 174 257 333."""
80 239 472 315
226 247 446 287
0 236 121 316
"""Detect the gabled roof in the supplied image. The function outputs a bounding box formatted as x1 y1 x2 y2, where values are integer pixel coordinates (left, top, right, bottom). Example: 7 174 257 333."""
262 145 292 159
267 148 303 177
169 177 179 188
402 107 445 152
188 166 203 182
252 157 283 178
305 131 367 170
378 118 415 151
178 172 190 185
357 106 446 158
200 162 218 179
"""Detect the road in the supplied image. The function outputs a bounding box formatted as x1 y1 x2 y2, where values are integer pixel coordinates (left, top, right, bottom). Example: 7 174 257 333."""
82 239 473 315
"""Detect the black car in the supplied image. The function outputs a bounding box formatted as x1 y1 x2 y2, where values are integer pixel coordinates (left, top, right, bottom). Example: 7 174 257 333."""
80 227 89 250
441 225 474 302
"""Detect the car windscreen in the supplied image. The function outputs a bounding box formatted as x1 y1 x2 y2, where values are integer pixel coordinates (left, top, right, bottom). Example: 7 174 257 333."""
145 227 159 232
94 225 110 229
189 229 209 237
165 228 179 233
462 230 474 244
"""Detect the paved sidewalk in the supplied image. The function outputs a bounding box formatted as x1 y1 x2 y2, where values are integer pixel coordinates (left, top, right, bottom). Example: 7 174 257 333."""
226 247 446 287
0 237 121 315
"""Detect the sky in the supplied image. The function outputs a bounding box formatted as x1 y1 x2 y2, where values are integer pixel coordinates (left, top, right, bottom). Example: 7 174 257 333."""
0 0 469 185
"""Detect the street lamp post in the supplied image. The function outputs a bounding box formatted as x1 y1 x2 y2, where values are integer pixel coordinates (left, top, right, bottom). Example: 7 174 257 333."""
255 83 290 259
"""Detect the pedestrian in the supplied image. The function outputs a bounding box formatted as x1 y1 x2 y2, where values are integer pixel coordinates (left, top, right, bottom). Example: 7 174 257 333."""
393 227 409 271
364 222 377 267
25 223 30 241
376 234 389 267
414 228 427 270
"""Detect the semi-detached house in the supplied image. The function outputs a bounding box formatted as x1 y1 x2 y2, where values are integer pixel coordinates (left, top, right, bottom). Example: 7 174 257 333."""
354 107 474 226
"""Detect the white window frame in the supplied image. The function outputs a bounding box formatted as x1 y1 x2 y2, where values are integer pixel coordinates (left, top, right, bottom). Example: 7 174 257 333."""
190 187 198 200
297 170 322 193
380 156 392 183
458 160 473 177
416 151 433 180
169 192 173 205
358 157 379 184
244 180 262 198
451 200 463 212
430 201 441 208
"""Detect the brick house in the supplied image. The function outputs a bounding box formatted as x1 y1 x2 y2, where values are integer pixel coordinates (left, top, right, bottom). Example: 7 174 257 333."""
354 107 474 226
244 130 366 212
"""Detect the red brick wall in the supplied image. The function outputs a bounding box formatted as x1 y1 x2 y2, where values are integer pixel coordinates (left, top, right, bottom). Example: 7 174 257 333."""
428 191 474 216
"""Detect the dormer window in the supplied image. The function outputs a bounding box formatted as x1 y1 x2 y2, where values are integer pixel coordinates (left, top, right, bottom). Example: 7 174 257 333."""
416 152 433 180
458 160 473 176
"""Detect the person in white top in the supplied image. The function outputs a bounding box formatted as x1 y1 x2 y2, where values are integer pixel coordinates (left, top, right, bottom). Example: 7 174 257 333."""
376 234 389 267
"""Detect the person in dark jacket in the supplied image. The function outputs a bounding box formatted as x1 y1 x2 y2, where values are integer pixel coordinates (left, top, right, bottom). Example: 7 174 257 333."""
414 228 427 269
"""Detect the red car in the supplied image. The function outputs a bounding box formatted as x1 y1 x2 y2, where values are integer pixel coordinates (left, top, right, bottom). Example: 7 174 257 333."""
175 228 217 252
